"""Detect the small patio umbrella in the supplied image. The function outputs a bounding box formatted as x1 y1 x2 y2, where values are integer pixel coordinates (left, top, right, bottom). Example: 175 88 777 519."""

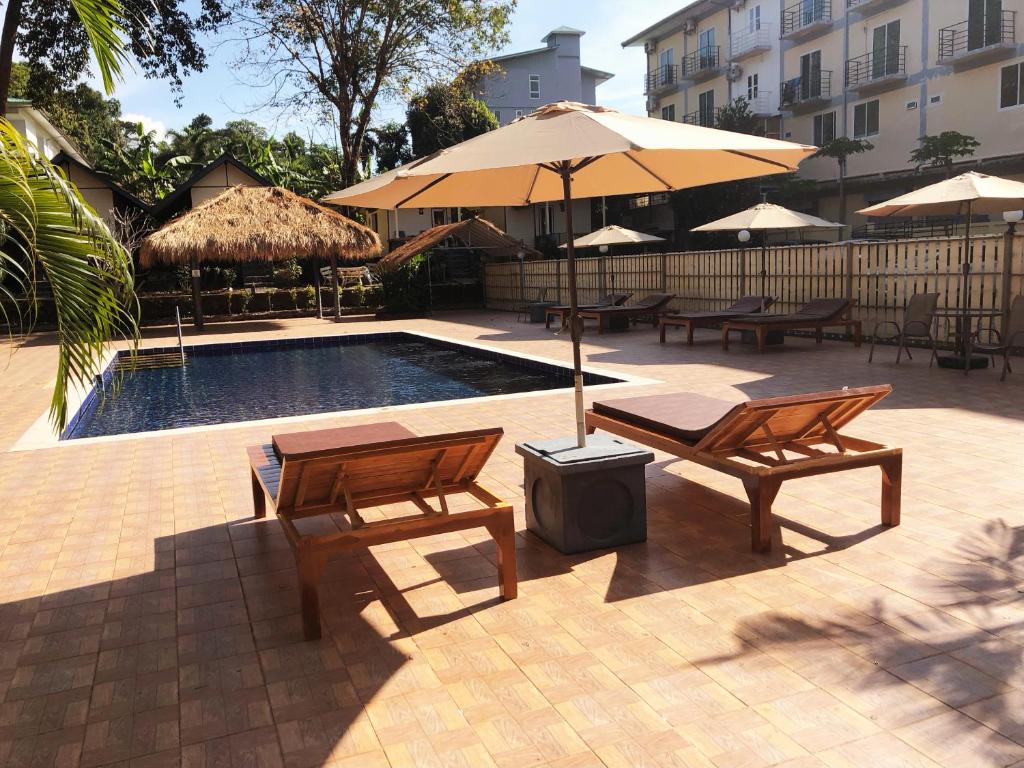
857 172 1024 363
692 203 842 310
559 225 666 250
142 186 381 326
325 102 815 446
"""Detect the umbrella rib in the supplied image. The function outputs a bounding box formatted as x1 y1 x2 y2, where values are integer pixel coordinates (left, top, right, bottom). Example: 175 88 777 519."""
724 150 796 172
525 165 544 204
396 174 452 208
623 153 673 190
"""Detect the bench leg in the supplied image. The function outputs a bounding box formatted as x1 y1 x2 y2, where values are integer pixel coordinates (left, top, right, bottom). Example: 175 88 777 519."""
815 327 824 344
297 548 326 640
545 313 552 329
743 477 781 553
852 321 862 348
880 456 902 527
659 323 667 343
686 323 695 346
488 514 518 600
722 326 731 351
757 327 767 353
251 469 266 519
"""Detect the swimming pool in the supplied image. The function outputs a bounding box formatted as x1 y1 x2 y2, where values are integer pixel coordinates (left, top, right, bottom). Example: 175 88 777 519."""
63 332 624 440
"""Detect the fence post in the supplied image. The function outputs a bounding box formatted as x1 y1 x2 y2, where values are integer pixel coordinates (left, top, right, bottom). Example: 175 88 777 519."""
844 240 854 299
738 248 746 296
661 253 667 293
555 259 562 304
1001 225 1015 333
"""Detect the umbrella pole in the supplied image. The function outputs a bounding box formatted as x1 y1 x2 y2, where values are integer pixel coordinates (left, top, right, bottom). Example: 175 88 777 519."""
560 164 587 448
961 200 973 364
760 233 768 313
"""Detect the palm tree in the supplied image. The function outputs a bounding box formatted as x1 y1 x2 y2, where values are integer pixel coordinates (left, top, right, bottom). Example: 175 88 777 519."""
0 0 138 428
812 137 874 224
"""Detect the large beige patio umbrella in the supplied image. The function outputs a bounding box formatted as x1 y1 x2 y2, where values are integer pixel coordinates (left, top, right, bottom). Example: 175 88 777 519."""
326 102 815 446
692 203 842 309
858 172 1024 364
142 186 381 326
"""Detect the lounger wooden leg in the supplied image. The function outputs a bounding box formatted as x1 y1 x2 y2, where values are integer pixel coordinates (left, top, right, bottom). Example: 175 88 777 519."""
757 327 767 353
297 547 326 640
815 327 824 344
743 477 780 553
545 313 552 329
852 321 862 348
488 514 518 600
251 469 266 519
722 326 731 351
686 323 695 346
659 323 667 343
880 456 902 527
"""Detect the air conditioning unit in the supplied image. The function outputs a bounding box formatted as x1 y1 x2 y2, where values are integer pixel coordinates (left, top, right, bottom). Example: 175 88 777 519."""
683 19 698 34
644 39 657 54
726 62 743 81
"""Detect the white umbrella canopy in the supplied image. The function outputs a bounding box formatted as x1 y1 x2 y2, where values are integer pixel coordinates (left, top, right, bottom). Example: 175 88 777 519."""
692 202 841 232
856 172 1024 217
326 102 816 446
559 225 666 249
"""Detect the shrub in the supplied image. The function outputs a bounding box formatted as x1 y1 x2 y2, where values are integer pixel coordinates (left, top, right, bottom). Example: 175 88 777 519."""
174 265 192 292
375 255 429 314
273 258 303 287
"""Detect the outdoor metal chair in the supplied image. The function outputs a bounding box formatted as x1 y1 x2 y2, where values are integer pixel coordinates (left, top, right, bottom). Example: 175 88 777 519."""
966 294 1024 381
868 292 940 364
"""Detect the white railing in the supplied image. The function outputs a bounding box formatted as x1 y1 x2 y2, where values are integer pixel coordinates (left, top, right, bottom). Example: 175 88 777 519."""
731 24 775 58
747 92 776 115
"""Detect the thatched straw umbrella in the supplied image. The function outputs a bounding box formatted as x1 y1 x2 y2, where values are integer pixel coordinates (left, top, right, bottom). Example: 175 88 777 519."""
141 185 381 326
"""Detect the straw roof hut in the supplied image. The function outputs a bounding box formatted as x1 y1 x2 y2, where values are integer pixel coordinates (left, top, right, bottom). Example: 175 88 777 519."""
140 185 381 326
140 185 380 267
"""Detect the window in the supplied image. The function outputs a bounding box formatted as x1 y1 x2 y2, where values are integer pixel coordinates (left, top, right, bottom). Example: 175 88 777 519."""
657 47 675 86
813 111 836 145
871 20 901 79
528 74 540 99
514 109 524 118
698 89 715 126
747 73 759 101
968 0 1003 52
799 50 822 99
1000 61 1024 107
661 104 676 121
698 28 716 69
748 4 761 32
853 99 880 137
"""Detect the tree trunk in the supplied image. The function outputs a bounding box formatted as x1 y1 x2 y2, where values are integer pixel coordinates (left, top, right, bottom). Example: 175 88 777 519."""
0 0 25 114
838 158 848 224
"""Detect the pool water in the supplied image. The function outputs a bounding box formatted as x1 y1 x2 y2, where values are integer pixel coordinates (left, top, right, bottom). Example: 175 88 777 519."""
65 333 619 439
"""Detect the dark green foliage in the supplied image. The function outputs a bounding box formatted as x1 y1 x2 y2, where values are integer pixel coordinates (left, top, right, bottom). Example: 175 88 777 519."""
910 131 980 176
272 258 302 287
714 97 763 136
375 255 430 315
407 80 498 157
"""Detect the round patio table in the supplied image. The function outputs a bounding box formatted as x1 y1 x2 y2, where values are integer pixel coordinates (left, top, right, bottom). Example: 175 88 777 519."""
932 307 1002 370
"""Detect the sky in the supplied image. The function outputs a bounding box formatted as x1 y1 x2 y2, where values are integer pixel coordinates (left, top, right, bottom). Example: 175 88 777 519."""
98 0 672 144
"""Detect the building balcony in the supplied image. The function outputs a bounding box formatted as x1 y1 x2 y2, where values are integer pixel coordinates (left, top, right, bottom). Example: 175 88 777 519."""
644 65 681 94
780 71 832 112
730 25 775 61
845 46 908 95
846 0 906 18
682 47 723 81
747 92 777 116
781 0 832 41
681 107 721 128
937 11 1016 70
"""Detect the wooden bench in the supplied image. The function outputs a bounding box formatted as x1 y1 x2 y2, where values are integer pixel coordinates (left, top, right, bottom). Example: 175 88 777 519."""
585 385 901 553
248 422 517 639
660 296 775 345
721 298 862 353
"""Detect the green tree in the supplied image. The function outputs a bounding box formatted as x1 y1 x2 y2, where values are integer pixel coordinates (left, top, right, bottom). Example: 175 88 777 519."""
1 0 226 113
165 114 221 165
368 121 413 173
0 0 138 428
812 137 874 223
98 121 191 202
714 97 763 136
231 0 515 188
910 131 980 178
407 80 497 156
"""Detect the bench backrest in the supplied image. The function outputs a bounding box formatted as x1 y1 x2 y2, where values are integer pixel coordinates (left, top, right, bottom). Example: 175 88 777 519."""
731 295 775 313
274 428 503 512
695 385 891 454
793 297 855 320
630 293 675 310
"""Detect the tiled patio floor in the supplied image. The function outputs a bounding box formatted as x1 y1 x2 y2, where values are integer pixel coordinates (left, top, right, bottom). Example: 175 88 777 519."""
1 311 1022 768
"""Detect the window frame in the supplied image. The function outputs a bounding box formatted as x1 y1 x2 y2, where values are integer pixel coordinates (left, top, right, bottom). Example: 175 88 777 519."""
853 99 880 138
528 74 540 100
813 110 836 146
661 104 676 121
999 61 1024 109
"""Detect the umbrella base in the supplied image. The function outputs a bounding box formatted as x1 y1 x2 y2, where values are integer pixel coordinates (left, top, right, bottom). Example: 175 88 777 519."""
936 354 990 370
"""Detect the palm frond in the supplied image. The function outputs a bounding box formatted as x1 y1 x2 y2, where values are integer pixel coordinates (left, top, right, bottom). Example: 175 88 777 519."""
68 0 133 94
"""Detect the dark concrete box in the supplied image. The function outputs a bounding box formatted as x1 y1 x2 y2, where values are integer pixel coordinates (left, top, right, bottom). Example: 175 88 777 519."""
515 435 654 555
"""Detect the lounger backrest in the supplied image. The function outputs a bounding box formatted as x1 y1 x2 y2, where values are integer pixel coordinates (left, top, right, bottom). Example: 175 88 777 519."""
792 298 854 320
605 292 632 306
694 385 891 453
903 293 939 335
274 428 503 512
633 293 674 309
730 296 775 313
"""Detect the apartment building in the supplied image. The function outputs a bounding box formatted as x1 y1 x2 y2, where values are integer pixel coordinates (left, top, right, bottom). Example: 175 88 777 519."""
624 0 1024 230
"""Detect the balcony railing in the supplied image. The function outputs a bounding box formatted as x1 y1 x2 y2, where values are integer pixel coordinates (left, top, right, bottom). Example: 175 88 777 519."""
846 45 907 89
938 10 1016 62
781 0 832 37
846 0 905 13
731 24 775 59
780 71 833 108
682 46 722 79
644 64 681 93
681 107 721 127
746 92 776 115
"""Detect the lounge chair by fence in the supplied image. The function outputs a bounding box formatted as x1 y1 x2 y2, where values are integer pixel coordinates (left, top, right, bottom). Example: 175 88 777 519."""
585 385 901 553
721 298 862 352
967 294 1024 381
660 296 775 345
248 422 517 639
578 293 675 334
544 292 633 329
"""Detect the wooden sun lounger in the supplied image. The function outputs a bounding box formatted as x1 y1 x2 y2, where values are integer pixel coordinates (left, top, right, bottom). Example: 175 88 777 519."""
660 296 775 345
544 292 633 329
585 385 901 553
248 422 517 639
578 293 676 334
721 298 862 352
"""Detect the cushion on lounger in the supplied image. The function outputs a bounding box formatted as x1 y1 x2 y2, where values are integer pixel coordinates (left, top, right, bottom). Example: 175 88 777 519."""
273 421 416 462
592 393 744 443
